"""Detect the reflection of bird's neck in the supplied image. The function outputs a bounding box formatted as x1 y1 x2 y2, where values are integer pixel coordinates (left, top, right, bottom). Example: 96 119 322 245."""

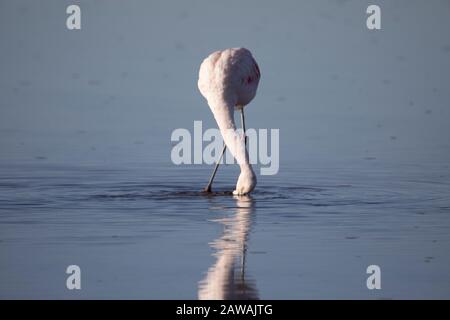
198 199 257 300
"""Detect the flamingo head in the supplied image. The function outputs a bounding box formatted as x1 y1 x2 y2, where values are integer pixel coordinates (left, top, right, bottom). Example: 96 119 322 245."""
233 166 257 195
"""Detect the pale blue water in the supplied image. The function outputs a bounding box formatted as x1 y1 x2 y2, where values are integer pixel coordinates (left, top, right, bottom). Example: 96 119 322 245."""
1 0 450 299
1 144 449 298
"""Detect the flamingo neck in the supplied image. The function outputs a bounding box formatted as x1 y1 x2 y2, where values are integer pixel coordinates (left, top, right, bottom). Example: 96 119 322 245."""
208 98 252 171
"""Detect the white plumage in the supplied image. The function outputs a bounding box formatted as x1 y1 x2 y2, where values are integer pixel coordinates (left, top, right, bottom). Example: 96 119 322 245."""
198 48 261 195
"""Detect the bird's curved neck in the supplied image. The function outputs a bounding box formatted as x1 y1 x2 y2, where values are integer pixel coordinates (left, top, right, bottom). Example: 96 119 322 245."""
208 98 252 171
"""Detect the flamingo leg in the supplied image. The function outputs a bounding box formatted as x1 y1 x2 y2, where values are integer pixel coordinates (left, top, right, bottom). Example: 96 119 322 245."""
240 108 247 147
204 142 226 193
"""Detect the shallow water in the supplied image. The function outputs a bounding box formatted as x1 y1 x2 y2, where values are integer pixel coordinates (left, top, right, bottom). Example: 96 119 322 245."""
2 0 450 299
1 158 449 299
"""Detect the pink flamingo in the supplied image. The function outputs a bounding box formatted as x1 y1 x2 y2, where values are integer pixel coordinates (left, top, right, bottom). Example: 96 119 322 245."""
198 48 261 195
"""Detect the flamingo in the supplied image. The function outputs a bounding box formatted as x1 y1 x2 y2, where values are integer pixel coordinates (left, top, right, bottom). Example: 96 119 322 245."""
198 48 261 195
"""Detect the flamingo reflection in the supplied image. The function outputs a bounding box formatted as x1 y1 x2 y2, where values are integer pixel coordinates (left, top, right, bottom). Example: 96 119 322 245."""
198 195 258 300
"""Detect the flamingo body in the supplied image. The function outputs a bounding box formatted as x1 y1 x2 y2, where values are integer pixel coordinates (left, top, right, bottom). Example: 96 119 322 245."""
198 48 261 195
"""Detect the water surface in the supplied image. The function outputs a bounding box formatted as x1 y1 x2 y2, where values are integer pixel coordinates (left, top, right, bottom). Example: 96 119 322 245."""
1 0 450 299
1 156 449 299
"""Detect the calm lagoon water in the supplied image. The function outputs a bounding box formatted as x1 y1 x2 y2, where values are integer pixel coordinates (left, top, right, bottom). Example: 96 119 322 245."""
1 137 449 299
1 0 450 299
